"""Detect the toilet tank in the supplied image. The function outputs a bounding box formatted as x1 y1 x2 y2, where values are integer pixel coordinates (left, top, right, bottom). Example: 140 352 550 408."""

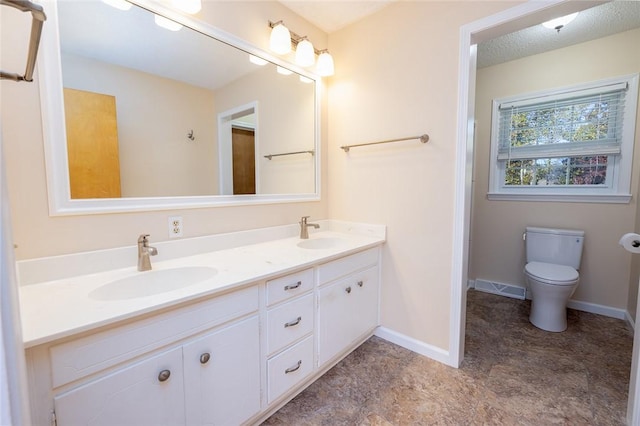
525 227 585 269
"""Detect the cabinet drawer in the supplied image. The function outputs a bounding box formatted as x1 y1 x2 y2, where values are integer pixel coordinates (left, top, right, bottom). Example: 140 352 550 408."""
266 268 314 306
267 293 314 355
50 285 259 388
267 335 314 404
318 247 379 286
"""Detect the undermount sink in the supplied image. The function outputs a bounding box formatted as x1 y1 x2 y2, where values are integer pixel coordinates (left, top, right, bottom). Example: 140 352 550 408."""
89 266 217 301
297 237 348 250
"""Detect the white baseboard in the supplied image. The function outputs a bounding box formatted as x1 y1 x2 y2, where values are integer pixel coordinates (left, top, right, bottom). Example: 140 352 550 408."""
374 326 454 367
626 310 636 331
565 299 626 320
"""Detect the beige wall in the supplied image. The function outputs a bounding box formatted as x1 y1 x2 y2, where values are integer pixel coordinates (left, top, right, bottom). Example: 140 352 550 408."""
0 1 328 260
214 65 316 194
327 1 520 351
62 53 218 197
470 29 640 311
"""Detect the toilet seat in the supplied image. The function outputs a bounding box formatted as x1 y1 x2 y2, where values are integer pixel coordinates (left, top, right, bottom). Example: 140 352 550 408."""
525 261 578 286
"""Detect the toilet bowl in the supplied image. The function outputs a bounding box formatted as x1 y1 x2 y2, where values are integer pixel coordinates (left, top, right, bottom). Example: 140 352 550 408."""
524 227 584 332
524 261 579 332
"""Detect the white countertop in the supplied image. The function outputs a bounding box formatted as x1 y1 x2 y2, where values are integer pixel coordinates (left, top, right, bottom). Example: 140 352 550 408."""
19 222 385 348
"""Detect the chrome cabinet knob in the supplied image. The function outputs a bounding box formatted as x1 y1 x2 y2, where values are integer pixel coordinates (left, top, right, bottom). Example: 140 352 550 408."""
345 286 352 294
200 353 211 364
357 280 364 287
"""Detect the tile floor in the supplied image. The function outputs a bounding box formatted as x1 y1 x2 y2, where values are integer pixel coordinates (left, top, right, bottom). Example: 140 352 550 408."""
262 290 634 425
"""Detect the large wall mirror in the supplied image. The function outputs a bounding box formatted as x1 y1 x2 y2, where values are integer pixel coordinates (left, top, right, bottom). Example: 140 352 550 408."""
39 0 320 215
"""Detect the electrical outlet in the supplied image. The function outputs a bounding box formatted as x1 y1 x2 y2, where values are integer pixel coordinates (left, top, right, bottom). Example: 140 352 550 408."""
168 216 183 238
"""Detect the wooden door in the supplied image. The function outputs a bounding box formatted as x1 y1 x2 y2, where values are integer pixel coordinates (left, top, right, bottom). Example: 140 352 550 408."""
231 127 256 194
63 88 121 198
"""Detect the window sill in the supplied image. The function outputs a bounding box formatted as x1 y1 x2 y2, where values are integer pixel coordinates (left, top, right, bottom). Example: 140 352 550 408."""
486 192 632 204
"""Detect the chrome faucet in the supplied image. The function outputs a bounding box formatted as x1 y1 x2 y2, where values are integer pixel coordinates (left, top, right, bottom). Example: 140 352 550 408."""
299 216 320 239
137 234 158 271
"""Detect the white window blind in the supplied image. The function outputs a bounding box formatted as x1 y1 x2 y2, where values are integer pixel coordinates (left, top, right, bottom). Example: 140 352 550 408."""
497 82 627 161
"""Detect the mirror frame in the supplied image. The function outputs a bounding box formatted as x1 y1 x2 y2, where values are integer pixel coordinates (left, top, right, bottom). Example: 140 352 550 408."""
38 0 321 215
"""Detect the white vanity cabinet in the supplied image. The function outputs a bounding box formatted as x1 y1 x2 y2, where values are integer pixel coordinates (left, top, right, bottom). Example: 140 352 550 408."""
29 285 261 426
317 248 380 367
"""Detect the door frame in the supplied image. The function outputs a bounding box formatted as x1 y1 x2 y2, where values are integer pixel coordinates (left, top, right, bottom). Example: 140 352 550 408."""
217 101 259 195
451 2 640 423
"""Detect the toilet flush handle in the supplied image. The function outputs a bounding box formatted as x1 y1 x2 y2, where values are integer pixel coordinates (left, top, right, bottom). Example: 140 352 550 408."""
522 232 526 241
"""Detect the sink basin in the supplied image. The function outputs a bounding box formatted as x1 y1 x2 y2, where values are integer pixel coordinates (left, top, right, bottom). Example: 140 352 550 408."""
297 237 348 250
89 266 217 301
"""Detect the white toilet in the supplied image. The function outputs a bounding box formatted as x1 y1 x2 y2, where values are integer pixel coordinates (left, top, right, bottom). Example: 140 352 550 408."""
524 226 585 332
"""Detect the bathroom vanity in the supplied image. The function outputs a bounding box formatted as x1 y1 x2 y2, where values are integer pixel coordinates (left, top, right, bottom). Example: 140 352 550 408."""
19 221 384 425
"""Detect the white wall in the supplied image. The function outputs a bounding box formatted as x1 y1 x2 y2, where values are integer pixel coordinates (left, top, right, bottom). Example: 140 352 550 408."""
327 1 521 351
0 1 328 260
470 28 640 311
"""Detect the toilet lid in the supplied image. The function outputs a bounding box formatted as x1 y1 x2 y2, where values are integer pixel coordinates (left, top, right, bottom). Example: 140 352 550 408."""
525 261 578 285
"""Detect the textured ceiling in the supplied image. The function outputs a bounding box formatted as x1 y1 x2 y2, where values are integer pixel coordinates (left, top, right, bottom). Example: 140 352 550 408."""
278 1 640 69
477 1 640 68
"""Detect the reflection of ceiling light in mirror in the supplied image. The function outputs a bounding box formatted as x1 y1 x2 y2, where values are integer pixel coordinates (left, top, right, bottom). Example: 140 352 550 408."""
102 0 131 11
154 15 182 31
249 55 268 66
299 76 313 84
316 51 334 77
542 12 579 32
270 22 291 54
171 0 201 14
277 66 293 76
295 38 315 67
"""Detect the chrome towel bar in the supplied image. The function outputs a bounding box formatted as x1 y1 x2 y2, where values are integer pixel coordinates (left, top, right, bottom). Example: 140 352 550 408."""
264 150 315 160
340 134 429 152
0 0 47 82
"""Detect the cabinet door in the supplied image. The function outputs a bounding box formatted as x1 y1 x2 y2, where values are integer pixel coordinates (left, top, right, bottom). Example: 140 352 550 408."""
54 347 184 426
183 316 261 426
318 266 379 366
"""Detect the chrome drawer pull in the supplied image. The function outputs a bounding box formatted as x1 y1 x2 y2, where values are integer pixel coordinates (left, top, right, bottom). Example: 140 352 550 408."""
200 352 211 364
357 280 364 287
285 360 302 374
284 317 302 328
345 286 352 294
284 281 302 291
158 369 171 382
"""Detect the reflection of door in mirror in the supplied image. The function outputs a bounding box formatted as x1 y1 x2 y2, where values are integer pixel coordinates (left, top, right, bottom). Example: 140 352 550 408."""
232 127 256 194
63 88 122 199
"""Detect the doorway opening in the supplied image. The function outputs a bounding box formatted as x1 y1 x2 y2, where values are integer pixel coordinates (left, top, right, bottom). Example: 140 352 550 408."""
218 101 258 195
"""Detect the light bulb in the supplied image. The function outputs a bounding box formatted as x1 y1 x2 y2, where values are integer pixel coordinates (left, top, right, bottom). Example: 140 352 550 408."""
542 12 579 32
171 0 201 14
102 0 131 11
277 66 293 76
249 55 268 66
154 15 182 31
270 22 291 55
316 51 334 77
295 38 315 67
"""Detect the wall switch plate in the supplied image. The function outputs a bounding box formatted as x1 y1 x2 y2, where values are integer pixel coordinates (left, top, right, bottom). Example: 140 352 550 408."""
168 216 183 238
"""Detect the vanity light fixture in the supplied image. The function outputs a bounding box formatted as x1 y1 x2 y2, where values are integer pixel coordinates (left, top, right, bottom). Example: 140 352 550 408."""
299 75 313 84
249 54 268 66
277 66 293 76
154 14 182 31
542 12 579 32
316 50 335 77
268 20 335 76
269 21 291 54
295 37 315 67
101 0 131 11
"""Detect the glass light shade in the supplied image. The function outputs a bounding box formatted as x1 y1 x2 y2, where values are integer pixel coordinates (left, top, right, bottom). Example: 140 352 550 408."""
270 23 291 54
542 12 579 30
277 66 293 76
249 55 268 66
171 0 201 14
102 0 131 11
295 38 315 67
299 75 313 84
154 15 182 31
316 51 334 77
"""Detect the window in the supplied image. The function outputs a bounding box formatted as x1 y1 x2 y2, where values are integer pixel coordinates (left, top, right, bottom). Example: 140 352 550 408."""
488 74 639 203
